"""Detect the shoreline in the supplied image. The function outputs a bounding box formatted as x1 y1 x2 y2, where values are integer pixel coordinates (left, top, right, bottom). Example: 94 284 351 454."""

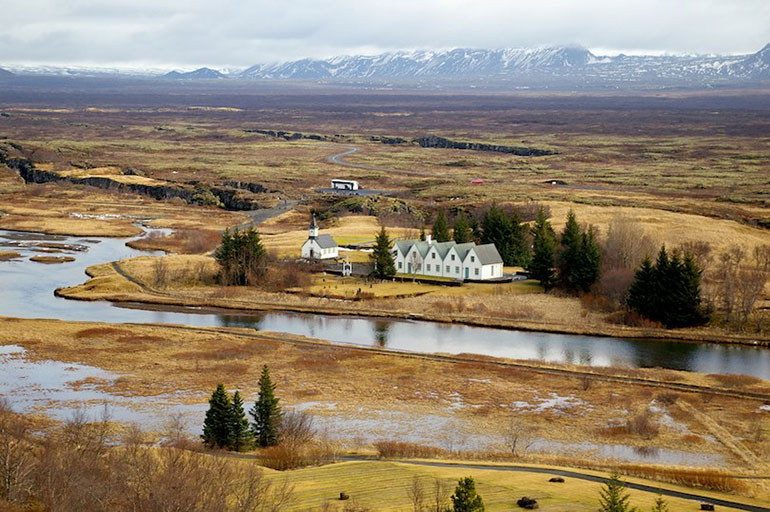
55 268 770 349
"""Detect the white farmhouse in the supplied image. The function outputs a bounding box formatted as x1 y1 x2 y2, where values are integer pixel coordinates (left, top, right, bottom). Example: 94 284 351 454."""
301 215 339 260
392 235 504 281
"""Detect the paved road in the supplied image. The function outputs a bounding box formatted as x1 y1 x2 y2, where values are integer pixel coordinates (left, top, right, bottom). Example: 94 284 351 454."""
236 199 298 230
326 145 434 177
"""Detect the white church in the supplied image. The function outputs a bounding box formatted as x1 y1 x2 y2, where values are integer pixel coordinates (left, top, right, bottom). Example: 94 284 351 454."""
392 235 504 281
301 214 339 260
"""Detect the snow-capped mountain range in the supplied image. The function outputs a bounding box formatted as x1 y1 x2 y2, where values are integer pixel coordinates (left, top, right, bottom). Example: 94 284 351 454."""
238 45 770 82
2 44 768 86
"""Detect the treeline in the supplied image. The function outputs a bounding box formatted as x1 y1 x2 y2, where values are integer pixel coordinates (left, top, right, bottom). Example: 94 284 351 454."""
429 205 719 329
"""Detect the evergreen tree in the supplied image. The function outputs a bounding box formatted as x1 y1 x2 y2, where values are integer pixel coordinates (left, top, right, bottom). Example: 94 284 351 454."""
627 257 655 318
214 227 267 286
419 226 426 241
469 215 482 243
228 390 253 451
250 365 282 447
576 226 601 292
482 204 513 265
627 245 707 328
450 477 485 512
370 226 396 279
598 473 637 512
202 383 232 448
529 206 557 290
453 213 473 244
432 210 451 242
651 495 669 512
557 210 583 292
508 209 531 268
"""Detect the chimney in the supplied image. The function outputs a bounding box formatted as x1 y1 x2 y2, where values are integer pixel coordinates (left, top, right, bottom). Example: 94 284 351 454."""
426 234 432 244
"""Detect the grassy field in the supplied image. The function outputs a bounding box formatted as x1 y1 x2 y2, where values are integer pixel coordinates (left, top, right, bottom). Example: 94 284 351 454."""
262 459 770 511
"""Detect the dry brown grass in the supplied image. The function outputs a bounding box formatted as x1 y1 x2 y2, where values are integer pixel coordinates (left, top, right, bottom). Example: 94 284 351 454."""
0 251 21 260
28 255 75 264
3 317 769 473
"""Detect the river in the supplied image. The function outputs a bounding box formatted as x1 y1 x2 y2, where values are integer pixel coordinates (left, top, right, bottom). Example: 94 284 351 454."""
1 228 769 379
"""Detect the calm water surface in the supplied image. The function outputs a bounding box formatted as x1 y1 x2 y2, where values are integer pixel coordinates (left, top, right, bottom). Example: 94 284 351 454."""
1 229 769 378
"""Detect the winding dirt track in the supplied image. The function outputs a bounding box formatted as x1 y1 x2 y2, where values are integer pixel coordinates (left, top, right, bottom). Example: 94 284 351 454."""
326 145 434 177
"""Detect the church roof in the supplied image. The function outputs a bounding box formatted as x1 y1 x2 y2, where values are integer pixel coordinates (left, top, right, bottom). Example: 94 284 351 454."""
313 234 338 249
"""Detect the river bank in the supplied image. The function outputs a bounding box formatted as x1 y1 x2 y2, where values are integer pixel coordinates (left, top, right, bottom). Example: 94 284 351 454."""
58 256 770 349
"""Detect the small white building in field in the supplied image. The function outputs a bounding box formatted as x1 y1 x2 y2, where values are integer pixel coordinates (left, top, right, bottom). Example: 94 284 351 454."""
392 235 504 281
301 215 338 260
331 179 359 191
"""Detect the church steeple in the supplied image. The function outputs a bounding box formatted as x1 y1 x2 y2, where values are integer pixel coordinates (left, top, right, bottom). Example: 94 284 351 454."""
309 213 319 238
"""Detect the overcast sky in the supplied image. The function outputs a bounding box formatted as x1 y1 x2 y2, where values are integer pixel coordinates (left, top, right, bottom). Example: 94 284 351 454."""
2 0 769 69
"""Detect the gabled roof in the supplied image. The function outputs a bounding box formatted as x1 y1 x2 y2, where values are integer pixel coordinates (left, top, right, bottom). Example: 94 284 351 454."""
395 240 431 257
433 241 456 259
473 243 503 265
314 234 338 249
454 243 476 261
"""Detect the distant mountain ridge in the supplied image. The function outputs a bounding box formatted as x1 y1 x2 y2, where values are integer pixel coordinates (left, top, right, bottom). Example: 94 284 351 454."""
3 44 769 87
0 67 13 78
164 67 226 79
238 44 770 83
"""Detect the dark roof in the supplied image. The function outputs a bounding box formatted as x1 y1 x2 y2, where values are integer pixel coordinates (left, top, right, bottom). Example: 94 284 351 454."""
314 234 338 249
474 244 503 265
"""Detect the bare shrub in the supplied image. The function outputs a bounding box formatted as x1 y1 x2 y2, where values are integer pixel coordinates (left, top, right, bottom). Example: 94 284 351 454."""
712 244 770 331
618 465 748 494
655 392 680 406
602 215 657 270
153 257 170 288
503 418 536 457
430 478 451 512
0 399 34 505
281 410 315 448
407 475 426 512
180 229 221 254
594 266 635 306
373 441 447 459
261 259 313 292
626 408 659 439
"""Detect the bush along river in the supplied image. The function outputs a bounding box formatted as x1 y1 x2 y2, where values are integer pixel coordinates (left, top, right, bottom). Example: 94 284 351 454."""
1 228 769 379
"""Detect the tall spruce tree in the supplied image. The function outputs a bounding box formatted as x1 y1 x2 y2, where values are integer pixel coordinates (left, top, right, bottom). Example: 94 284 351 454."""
482 204 513 264
453 213 473 244
508 209 531 268
228 390 253 451
598 473 637 512
250 365 282 447
576 226 601 292
557 210 583 292
627 257 655 319
529 207 557 290
432 210 451 242
450 477 485 512
202 383 232 448
370 226 396 279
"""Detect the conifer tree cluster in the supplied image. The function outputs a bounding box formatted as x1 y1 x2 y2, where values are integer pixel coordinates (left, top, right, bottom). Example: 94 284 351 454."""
627 245 708 328
557 210 601 293
214 227 267 286
201 365 283 451
480 204 530 267
370 226 396 279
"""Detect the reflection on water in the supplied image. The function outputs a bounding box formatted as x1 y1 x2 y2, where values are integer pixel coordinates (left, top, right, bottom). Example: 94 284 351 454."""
1 229 769 379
